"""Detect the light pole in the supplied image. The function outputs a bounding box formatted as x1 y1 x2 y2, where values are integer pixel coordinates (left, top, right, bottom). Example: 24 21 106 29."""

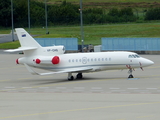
80 0 84 52
28 0 30 33
11 0 14 41
45 0 49 34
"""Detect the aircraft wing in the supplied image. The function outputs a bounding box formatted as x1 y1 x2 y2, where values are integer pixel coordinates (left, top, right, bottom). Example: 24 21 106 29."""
24 63 93 76
4 47 37 52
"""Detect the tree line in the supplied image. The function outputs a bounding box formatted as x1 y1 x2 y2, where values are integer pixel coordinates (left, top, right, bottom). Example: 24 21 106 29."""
0 0 160 28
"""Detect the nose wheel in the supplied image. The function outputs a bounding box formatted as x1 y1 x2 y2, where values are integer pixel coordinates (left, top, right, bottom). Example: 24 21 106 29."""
128 74 134 78
128 69 134 78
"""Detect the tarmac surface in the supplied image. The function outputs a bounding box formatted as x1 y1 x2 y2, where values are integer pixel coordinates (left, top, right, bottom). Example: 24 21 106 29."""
0 53 160 120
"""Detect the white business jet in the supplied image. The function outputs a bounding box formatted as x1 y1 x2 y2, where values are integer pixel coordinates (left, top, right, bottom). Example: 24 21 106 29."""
5 28 154 80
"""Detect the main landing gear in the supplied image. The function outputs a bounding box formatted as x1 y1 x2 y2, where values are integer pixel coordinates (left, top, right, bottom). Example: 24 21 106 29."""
76 73 83 79
68 73 74 81
128 69 134 78
68 73 83 81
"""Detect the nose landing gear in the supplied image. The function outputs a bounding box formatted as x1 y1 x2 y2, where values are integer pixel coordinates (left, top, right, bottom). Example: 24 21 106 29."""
128 69 134 78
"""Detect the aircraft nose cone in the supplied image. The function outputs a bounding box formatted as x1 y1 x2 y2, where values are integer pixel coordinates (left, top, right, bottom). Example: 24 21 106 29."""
143 59 154 66
149 60 154 65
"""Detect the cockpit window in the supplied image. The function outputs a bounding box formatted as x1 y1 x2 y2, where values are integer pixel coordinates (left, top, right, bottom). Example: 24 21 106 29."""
132 55 136 58
135 54 140 58
128 54 140 58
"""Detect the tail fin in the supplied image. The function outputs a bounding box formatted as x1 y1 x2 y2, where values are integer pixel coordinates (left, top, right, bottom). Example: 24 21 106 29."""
15 28 41 48
5 28 41 52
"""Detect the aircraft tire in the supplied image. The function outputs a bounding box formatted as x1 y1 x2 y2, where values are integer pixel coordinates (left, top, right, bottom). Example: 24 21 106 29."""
68 76 74 81
76 73 83 79
128 74 134 78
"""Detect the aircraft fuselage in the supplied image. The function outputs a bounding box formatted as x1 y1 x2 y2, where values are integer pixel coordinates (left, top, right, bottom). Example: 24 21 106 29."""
17 51 154 73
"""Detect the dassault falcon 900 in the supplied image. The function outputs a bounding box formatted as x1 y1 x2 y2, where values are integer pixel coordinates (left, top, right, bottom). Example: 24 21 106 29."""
5 28 154 80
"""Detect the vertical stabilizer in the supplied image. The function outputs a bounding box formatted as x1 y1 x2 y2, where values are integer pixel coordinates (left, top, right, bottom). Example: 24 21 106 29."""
15 28 41 48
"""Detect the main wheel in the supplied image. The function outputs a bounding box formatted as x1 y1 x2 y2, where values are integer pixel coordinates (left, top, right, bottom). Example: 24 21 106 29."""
76 73 83 79
68 76 74 81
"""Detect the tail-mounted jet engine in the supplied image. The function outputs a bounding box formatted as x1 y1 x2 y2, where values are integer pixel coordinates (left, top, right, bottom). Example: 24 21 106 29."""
34 56 60 65
52 56 60 64
16 56 60 65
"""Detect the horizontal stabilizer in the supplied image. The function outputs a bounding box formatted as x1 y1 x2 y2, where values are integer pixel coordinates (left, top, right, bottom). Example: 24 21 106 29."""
4 47 37 52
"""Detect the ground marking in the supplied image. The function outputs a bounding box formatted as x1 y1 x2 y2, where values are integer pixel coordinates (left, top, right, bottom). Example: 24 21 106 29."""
0 101 160 119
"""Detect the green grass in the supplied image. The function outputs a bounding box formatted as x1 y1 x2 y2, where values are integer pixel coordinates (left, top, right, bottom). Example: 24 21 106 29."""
1 22 160 49
0 41 20 49
0 28 12 34
35 22 160 44
39 0 160 10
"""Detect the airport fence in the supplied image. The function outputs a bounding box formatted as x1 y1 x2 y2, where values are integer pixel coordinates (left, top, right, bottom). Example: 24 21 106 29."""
102 38 160 51
35 38 78 51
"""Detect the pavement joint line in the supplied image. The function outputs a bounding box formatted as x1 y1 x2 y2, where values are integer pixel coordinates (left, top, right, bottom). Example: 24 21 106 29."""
0 72 159 83
127 88 138 89
0 79 112 92
116 119 126 120
22 87 32 88
1 78 160 92
110 88 120 89
1 87 160 93
18 78 32 80
137 115 154 118
0 101 160 119
148 66 160 69
0 66 24 70
151 75 160 77
146 88 158 89
0 80 10 82
5 87 15 89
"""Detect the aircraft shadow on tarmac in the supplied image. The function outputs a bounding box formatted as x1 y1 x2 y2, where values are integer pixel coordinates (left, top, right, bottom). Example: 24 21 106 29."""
22 76 130 85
